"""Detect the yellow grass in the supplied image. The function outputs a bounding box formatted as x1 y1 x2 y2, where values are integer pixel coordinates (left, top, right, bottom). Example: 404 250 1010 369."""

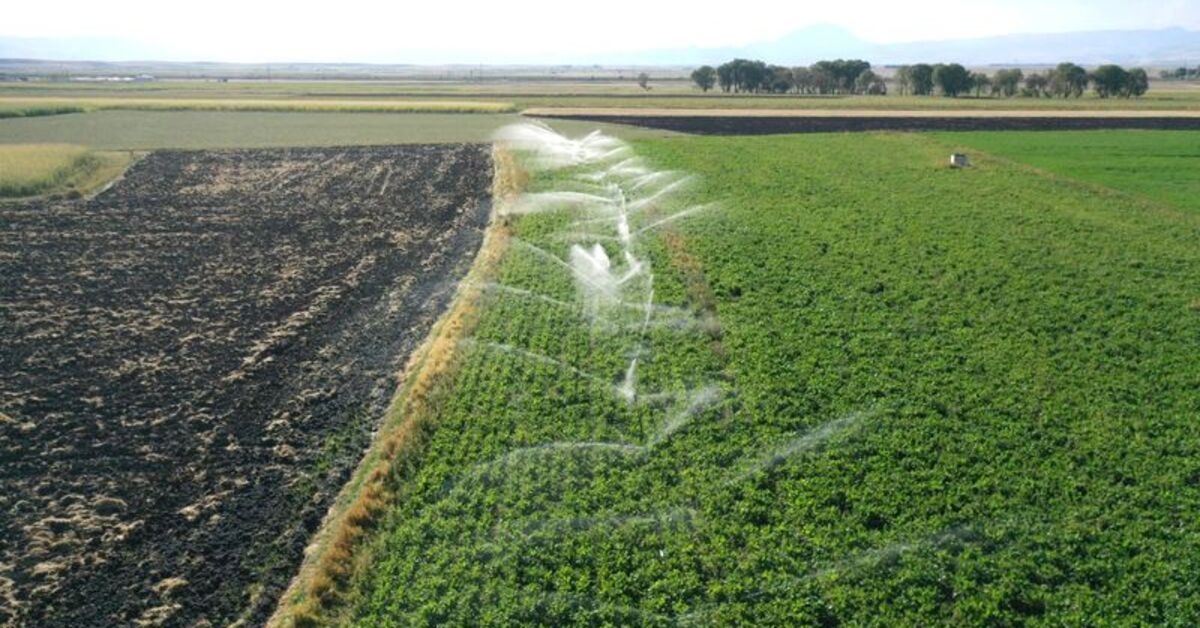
0 143 139 198
0 96 517 115
0 144 90 197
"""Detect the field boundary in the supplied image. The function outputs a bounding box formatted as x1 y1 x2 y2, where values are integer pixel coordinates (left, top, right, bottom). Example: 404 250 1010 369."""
526 109 1200 134
267 145 521 628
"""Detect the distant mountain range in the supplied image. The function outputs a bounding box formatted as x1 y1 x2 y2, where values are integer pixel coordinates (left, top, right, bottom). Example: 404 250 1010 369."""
2 26 1198 69
615 25 1200 67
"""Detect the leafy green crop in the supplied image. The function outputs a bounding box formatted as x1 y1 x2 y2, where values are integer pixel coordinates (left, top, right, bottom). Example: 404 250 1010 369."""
936 130 1200 213
346 130 1200 625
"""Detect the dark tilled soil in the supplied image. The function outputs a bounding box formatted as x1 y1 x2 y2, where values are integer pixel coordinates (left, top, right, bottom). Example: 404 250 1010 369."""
535 114 1200 134
0 144 492 627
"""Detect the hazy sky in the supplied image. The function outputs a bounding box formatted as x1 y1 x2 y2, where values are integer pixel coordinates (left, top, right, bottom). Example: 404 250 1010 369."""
3 0 1198 62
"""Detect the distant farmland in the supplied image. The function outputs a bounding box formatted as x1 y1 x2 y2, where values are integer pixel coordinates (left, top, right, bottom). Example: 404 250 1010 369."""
0 96 516 118
0 110 677 150
5 78 1200 112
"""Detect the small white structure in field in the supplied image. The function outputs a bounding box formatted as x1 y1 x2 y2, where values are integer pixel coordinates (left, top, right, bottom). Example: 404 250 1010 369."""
949 153 971 168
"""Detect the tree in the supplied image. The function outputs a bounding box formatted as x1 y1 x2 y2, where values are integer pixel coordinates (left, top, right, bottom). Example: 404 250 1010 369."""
894 66 913 95
836 59 872 93
690 66 716 92
791 67 815 94
807 65 836 94
1050 62 1088 98
808 59 871 94
1165 66 1198 80
855 69 887 95
716 63 734 93
743 59 770 92
1090 64 1128 98
636 72 651 91
908 64 935 96
993 68 1024 97
970 72 992 97
716 59 770 93
767 65 794 93
1090 65 1146 98
934 63 971 97
1024 72 1050 97
710 63 729 93
1124 68 1149 97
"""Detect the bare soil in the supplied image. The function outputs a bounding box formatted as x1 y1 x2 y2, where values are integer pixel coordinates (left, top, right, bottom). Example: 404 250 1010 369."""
0 144 492 627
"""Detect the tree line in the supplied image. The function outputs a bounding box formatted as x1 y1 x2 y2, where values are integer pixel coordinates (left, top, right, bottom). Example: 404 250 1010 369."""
691 59 1150 98
1159 66 1199 80
690 59 885 95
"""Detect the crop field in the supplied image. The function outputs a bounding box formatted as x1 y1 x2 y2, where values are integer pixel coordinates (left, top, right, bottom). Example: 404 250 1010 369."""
0 144 493 626
0 111 678 150
286 128 1200 625
0 143 137 198
936 130 1200 213
0 96 516 118
0 143 90 196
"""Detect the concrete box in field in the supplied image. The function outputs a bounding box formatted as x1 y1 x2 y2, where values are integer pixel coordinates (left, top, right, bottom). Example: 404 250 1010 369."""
950 153 970 168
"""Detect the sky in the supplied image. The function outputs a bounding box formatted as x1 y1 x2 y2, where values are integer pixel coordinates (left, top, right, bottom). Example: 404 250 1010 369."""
2 0 1198 63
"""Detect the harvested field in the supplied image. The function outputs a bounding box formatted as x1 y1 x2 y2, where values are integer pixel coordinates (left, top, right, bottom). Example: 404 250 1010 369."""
0 144 492 626
527 108 1200 134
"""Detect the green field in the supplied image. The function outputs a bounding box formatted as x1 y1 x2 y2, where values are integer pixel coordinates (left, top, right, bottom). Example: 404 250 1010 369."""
938 130 1200 213
0 111 676 150
282 129 1200 625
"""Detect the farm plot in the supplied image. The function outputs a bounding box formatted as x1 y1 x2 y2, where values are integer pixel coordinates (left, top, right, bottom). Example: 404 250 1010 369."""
0 144 491 626
0 111 678 150
323 129 1200 625
935 130 1200 213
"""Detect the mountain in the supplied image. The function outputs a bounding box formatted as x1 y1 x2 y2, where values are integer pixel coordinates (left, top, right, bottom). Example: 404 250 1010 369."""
871 27 1200 66
590 25 869 66
599 26 1200 67
740 25 873 61
628 25 1200 66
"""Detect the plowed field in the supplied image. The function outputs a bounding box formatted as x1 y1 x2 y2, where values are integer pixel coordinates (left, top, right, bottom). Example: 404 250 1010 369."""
0 144 491 626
